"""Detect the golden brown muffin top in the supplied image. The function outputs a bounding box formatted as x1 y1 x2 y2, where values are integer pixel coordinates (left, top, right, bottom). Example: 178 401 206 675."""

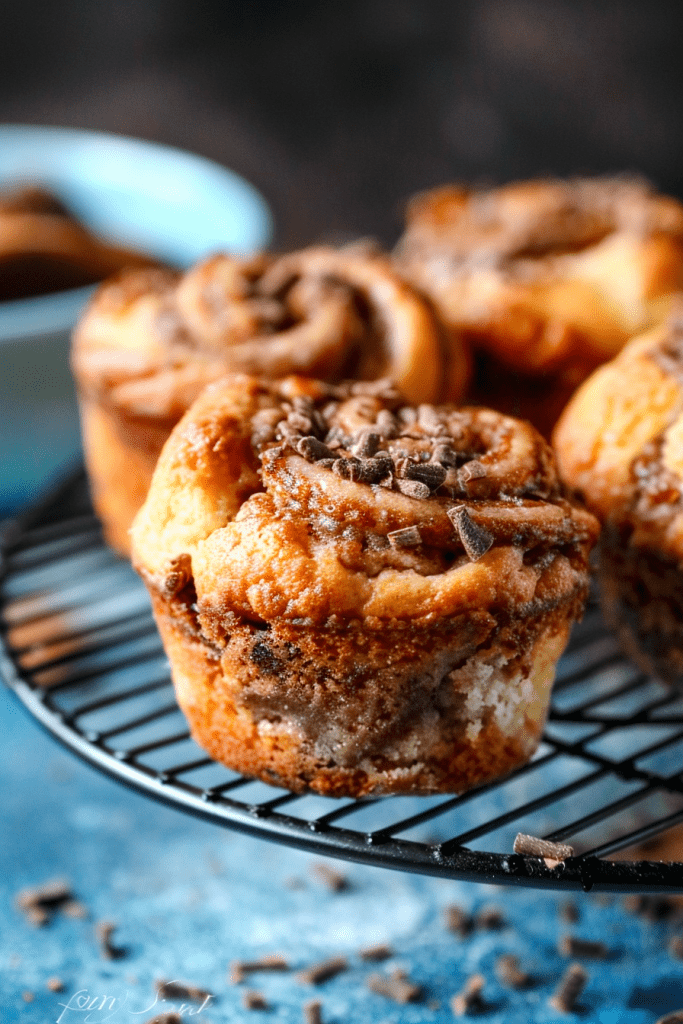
132 374 598 630
72 243 463 417
554 306 683 561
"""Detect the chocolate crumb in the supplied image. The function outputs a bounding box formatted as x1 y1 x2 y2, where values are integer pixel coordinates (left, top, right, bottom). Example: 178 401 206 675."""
310 862 349 892
559 935 610 959
304 999 323 1024
549 963 588 1013
655 1013 683 1024
15 878 73 924
396 478 430 499
559 900 580 923
296 956 348 986
513 833 574 862
230 954 289 984
460 460 487 482
359 943 393 962
22 991 35 1003
451 974 486 1015
495 954 532 989
445 904 473 938
243 990 269 1011
352 431 380 458
46 977 65 992
95 921 125 961
388 526 422 548
297 436 335 462
404 461 447 489
669 936 683 960
475 905 505 930
367 971 423 1004
155 979 213 1003
62 899 88 919
448 506 494 561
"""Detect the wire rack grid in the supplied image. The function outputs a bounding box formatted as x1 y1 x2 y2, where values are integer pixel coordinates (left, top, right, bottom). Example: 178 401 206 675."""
3 469 683 893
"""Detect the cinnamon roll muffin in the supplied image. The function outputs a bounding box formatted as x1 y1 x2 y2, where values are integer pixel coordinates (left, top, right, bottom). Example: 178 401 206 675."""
554 308 683 685
395 176 683 434
131 374 598 797
0 183 155 300
72 244 461 555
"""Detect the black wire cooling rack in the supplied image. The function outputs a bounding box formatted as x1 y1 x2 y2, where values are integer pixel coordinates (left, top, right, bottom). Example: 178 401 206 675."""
3 469 683 893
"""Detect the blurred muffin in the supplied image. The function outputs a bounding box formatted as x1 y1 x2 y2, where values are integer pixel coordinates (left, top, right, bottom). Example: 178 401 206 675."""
395 176 683 434
131 373 598 797
0 183 155 300
554 307 683 684
72 243 463 555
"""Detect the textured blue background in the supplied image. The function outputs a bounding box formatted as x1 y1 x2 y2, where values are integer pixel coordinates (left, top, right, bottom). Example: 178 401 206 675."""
3 683 683 1024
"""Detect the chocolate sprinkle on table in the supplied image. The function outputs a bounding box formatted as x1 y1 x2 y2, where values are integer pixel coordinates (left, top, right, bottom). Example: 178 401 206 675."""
448 505 494 561
559 900 580 923
95 920 125 961
296 956 348 986
559 935 610 959
359 942 394 962
367 971 423 1004
15 877 74 925
445 904 473 938
475 905 505 930
155 978 213 1002
243 989 269 1010
46 977 65 992
670 936 683 959
230 954 290 984
495 954 532 989
549 963 588 1013
303 999 323 1024
144 1015 183 1024
451 974 486 1015
655 1013 683 1024
310 862 349 892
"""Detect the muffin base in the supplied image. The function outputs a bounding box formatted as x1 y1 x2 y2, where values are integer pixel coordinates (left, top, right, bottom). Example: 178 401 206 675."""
600 529 683 687
150 591 572 797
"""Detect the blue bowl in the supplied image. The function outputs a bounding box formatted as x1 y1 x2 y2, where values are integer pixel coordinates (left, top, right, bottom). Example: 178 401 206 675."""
0 125 273 516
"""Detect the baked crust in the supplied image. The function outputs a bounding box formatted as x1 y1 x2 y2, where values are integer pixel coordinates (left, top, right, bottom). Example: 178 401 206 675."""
132 374 598 796
395 176 683 434
72 244 461 554
0 184 155 300
554 308 683 683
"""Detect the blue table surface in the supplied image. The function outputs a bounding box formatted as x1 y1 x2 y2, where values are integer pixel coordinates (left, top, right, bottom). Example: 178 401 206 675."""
3 682 683 1024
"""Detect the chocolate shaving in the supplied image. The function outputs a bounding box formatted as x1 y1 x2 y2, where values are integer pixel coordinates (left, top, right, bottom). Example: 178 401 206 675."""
375 409 398 438
332 457 362 481
495 954 532 989
296 956 348 986
297 436 335 462
396 478 430 499
445 904 473 938
357 454 393 483
359 943 393 962
433 443 460 467
352 431 380 457
230 954 289 984
367 972 423 1004
475 905 505 930
155 979 213 1003
388 526 422 548
460 460 487 482
304 1000 323 1024
448 506 494 561
288 412 314 434
549 963 588 1013
417 404 447 436
95 921 125 961
310 862 349 892
243 990 269 1011
558 935 610 959
403 461 447 489
451 974 486 1016
513 833 574 864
